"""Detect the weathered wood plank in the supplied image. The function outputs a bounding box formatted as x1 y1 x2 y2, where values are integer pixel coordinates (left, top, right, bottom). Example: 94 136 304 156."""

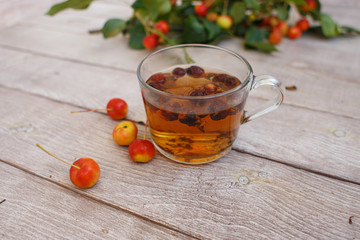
0 0 59 30
0 87 359 239
0 47 359 183
0 3 359 82
0 162 195 239
1 46 359 121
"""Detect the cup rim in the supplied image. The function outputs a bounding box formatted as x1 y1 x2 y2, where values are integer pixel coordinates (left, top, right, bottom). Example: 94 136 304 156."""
137 44 253 100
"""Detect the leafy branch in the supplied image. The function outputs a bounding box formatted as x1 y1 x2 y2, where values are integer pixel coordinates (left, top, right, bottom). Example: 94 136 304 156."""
46 0 360 53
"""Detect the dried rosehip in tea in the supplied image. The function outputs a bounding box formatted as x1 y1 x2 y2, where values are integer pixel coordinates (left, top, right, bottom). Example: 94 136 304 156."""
172 67 186 77
143 65 244 162
186 65 205 78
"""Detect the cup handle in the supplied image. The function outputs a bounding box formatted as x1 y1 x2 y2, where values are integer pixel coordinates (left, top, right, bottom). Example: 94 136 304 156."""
243 75 284 123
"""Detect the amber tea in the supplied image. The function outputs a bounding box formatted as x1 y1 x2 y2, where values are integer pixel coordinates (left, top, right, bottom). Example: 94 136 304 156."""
137 44 283 164
143 65 245 164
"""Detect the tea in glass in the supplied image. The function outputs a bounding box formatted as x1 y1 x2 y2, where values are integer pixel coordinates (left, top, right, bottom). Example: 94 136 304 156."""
143 65 245 164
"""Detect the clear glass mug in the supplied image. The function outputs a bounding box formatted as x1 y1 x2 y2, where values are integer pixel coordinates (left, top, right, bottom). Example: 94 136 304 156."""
137 44 283 164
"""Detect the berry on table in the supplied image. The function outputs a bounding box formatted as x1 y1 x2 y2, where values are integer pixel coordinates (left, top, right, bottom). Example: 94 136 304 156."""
36 144 100 189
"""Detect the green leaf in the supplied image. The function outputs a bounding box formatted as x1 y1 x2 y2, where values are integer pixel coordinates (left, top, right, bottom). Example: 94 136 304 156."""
200 19 221 40
244 27 276 53
229 2 246 24
128 20 146 49
244 0 260 10
285 0 306 5
132 0 171 21
102 19 127 38
245 42 278 53
245 26 266 43
46 0 93 16
276 4 290 21
182 16 207 43
320 13 341 38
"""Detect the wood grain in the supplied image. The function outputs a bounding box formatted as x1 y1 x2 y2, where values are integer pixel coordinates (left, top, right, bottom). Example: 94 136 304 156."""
0 3 359 82
0 47 359 183
0 162 195 239
0 87 359 239
0 0 59 30
1 47 359 121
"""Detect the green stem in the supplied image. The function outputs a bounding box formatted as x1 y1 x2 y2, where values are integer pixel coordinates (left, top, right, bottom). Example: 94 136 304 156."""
134 11 151 35
223 0 229 15
183 49 195 64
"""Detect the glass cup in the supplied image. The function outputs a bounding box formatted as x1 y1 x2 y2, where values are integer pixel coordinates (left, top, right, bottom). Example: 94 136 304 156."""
137 44 283 164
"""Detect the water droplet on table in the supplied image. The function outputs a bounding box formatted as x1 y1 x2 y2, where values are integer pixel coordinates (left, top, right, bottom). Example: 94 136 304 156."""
238 176 249 185
332 129 346 138
258 172 267 178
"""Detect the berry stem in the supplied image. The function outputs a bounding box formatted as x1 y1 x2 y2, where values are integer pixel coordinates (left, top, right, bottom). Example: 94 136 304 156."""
223 0 229 15
143 119 148 140
36 144 81 170
70 108 112 114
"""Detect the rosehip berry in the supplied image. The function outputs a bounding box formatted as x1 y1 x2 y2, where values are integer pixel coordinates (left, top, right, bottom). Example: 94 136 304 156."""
128 139 156 163
206 12 218 22
143 34 158 50
190 88 206 96
268 29 283 45
216 15 233 29
150 73 166 83
106 98 128 120
212 74 227 83
301 0 317 12
287 26 302 40
268 16 279 28
154 20 170 35
187 66 205 78
296 18 310 31
204 83 217 94
172 67 186 77
224 77 238 88
148 82 163 91
275 21 288 35
194 3 207 17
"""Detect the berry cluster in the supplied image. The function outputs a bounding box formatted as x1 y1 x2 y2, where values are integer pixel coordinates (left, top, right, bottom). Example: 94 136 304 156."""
143 20 170 50
38 98 156 189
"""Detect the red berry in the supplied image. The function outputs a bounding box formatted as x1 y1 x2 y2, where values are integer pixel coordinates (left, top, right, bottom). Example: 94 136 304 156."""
259 17 270 27
150 73 166 84
287 26 302 40
301 0 317 12
187 65 205 78
128 139 156 163
172 67 186 77
106 98 128 120
194 3 207 17
296 18 310 31
143 34 158 50
275 21 288 35
268 29 283 45
268 16 279 28
70 158 100 188
154 20 170 35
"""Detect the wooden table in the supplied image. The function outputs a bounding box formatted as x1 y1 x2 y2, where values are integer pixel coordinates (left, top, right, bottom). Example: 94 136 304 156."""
1 0 359 239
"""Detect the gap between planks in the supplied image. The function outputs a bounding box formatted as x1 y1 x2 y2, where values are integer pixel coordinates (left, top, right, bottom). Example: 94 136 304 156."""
0 43 359 124
232 149 360 186
1 80 359 186
0 43 137 75
0 37 359 88
1 84 359 187
0 157 202 240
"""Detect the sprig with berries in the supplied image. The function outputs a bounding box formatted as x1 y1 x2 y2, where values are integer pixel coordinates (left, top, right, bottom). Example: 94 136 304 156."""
47 0 360 53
